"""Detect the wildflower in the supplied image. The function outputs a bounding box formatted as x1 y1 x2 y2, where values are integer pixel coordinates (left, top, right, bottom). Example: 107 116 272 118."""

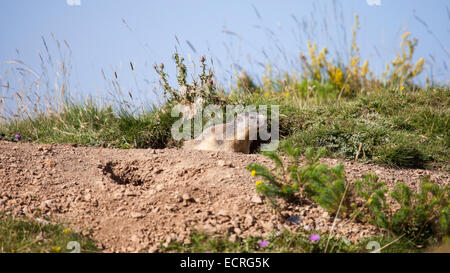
401 32 411 41
251 170 256 177
400 86 405 91
51 246 61 252
309 234 320 242
255 181 263 187
63 228 72 234
442 209 446 214
258 240 269 248
361 60 369 77
15 133 21 140
368 198 373 204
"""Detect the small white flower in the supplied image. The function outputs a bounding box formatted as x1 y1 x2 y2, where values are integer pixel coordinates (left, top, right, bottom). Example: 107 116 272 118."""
179 86 188 97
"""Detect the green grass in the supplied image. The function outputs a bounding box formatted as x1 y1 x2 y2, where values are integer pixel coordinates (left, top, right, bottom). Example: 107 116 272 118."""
281 87 449 169
157 229 436 253
0 214 98 253
1 87 448 170
0 101 179 149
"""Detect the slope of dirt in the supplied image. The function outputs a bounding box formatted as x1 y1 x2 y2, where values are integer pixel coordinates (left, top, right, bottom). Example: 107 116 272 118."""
0 141 448 252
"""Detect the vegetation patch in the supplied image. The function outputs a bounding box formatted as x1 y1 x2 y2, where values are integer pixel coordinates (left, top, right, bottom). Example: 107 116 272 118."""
0 214 98 253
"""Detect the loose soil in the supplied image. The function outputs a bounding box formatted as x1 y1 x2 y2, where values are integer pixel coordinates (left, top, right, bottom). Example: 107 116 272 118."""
0 141 448 252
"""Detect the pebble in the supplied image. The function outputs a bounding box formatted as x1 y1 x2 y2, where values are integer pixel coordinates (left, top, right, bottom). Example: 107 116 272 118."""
251 194 263 204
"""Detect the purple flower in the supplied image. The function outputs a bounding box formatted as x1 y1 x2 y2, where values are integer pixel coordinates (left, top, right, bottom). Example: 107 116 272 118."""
309 234 320 242
15 134 21 140
258 240 269 248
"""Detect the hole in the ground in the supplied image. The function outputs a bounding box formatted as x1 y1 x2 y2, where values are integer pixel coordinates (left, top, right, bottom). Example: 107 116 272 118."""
100 160 146 186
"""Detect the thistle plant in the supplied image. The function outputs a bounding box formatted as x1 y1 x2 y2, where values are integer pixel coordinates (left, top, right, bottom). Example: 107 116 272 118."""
154 53 224 105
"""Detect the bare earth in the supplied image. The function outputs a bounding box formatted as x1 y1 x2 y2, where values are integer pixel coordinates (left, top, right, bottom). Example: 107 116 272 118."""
0 141 448 252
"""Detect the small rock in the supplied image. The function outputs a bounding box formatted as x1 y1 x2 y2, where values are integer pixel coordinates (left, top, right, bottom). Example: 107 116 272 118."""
216 160 234 167
41 200 54 209
131 235 141 243
251 194 263 204
261 221 274 232
244 215 254 227
234 227 242 235
130 212 145 219
217 160 226 167
44 159 56 168
113 192 123 199
182 193 191 200
182 193 195 202
84 193 92 202
217 209 229 216
35 218 49 225
124 189 136 197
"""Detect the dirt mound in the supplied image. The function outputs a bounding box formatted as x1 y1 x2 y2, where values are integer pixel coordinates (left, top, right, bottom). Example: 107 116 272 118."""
0 141 448 252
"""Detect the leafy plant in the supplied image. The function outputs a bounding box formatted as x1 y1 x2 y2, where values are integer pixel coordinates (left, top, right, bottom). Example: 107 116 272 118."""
247 143 351 216
353 174 449 245
246 142 302 208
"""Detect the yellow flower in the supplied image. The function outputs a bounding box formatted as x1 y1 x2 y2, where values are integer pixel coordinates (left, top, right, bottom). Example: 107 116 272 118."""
442 209 446 214
51 246 61 252
368 198 373 204
361 60 369 77
400 86 405 91
251 170 256 177
255 181 263 187
63 228 72 234
401 32 411 41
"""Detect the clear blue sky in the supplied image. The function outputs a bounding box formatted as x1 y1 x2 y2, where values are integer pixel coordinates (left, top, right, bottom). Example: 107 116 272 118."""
0 0 449 107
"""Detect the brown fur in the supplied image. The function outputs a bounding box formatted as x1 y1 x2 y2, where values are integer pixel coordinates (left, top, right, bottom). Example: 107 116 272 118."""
183 112 265 154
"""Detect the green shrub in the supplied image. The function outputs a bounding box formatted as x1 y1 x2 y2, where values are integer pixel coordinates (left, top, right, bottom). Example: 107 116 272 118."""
247 143 351 216
353 174 449 245
246 143 301 208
